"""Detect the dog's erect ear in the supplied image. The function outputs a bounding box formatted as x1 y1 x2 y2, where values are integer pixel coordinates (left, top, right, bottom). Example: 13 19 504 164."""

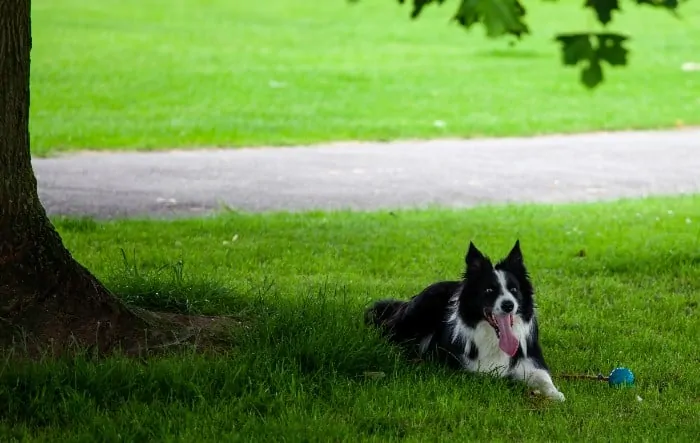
502 240 525 269
507 240 523 263
465 241 487 273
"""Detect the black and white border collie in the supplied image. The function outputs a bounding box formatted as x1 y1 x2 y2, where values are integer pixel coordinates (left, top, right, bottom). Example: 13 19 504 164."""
365 240 565 401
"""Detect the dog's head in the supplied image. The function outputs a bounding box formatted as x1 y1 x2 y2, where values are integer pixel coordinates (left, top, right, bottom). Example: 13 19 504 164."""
459 240 535 356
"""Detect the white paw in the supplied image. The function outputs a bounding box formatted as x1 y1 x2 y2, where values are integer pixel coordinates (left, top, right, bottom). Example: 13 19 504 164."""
530 388 565 401
547 390 566 402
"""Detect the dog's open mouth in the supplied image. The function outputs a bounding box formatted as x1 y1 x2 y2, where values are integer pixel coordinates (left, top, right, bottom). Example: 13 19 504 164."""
484 309 519 357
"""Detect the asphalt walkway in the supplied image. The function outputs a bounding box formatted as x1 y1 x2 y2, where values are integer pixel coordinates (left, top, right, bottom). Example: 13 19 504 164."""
33 129 700 218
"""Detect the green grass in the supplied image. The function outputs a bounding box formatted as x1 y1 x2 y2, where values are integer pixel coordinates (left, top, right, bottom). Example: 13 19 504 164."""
3 196 700 441
21 1 700 440
30 0 700 156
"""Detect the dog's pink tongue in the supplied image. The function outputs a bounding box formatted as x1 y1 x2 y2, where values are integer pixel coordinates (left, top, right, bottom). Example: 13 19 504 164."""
496 314 519 356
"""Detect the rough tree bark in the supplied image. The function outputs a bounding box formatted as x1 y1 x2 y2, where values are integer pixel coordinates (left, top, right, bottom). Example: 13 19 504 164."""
0 0 148 354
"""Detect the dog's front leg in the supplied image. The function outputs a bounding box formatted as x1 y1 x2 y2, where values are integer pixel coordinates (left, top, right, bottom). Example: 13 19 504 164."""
510 360 565 401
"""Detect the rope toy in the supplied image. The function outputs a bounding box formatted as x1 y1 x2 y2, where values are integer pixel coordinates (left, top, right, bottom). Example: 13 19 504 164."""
560 367 635 387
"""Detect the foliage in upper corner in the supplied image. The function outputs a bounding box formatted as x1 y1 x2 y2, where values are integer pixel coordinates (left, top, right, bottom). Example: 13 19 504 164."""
555 33 629 88
399 0 529 38
388 0 687 88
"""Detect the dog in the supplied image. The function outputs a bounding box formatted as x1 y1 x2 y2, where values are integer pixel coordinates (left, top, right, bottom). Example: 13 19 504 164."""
365 240 565 401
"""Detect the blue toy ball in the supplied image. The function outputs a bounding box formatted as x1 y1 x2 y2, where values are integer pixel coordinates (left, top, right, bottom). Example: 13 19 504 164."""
608 367 635 387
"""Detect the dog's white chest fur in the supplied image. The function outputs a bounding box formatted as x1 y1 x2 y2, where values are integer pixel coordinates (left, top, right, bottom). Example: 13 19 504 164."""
445 292 531 374
461 319 531 374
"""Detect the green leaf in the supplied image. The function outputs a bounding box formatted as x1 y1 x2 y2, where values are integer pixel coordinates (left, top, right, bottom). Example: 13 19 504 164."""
453 0 481 29
401 0 447 19
635 0 680 9
585 0 620 25
408 0 434 19
595 33 629 66
581 60 604 88
477 0 529 38
556 32 622 89
635 0 685 17
555 33 593 66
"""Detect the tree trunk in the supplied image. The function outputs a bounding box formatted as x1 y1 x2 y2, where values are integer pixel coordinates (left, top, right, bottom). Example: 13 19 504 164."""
0 0 146 354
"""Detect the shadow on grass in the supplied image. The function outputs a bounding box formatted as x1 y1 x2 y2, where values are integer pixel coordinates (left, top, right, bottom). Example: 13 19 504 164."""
108 248 247 316
0 253 417 430
476 48 546 59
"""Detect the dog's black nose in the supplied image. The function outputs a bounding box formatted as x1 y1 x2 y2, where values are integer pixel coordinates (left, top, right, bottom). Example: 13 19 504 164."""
500 300 515 313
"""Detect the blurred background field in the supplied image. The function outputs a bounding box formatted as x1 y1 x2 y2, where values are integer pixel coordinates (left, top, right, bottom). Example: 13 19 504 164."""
30 0 700 155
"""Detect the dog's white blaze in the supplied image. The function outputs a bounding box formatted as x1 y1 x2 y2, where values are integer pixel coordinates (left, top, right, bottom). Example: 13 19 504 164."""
493 269 519 315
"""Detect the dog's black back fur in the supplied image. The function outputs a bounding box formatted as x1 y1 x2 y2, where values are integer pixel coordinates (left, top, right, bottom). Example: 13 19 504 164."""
365 281 464 366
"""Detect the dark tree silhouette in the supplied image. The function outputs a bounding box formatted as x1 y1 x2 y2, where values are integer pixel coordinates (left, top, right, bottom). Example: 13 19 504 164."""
0 0 150 354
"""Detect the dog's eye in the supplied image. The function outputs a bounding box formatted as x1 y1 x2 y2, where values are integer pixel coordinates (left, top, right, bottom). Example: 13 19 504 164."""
509 287 518 294
485 288 494 294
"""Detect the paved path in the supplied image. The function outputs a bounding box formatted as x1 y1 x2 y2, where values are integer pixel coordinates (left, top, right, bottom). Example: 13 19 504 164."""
33 129 700 219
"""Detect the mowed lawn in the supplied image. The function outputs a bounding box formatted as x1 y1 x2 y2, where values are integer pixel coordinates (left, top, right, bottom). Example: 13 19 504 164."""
13 0 700 440
31 0 700 155
3 196 700 441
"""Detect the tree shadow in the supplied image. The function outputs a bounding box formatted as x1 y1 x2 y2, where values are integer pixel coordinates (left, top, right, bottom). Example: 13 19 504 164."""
475 48 546 59
0 272 406 431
